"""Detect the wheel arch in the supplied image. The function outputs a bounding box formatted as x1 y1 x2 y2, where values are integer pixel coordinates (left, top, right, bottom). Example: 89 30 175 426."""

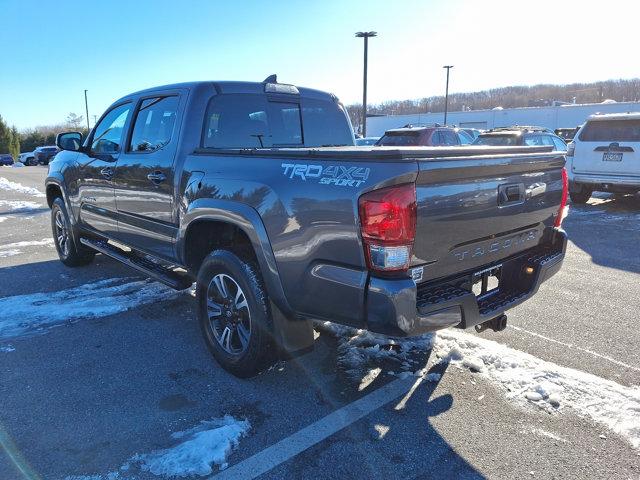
178 199 294 318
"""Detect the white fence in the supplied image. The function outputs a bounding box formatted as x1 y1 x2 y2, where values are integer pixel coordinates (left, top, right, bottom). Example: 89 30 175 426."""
366 101 640 137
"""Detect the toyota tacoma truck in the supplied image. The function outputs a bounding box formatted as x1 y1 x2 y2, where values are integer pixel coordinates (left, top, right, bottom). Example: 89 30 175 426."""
46 77 568 377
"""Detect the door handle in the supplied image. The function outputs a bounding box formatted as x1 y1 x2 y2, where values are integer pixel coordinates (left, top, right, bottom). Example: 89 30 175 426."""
147 171 166 183
100 167 113 179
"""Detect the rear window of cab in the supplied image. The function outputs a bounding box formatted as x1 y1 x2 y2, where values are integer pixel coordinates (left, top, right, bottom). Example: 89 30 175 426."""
579 119 640 142
202 94 354 148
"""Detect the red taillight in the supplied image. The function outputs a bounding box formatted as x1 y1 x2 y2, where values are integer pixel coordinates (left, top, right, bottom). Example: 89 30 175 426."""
358 183 417 271
555 167 569 228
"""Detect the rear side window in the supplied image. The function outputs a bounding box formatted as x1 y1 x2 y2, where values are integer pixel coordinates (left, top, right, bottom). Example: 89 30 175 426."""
551 136 566 150
129 96 179 152
203 94 302 148
578 119 640 142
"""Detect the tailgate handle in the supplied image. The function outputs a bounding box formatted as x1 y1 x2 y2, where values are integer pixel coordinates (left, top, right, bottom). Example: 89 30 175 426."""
498 183 525 205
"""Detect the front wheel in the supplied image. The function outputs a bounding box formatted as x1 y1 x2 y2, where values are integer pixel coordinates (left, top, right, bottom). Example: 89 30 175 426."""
51 197 95 267
569 182 592 204
196 250 274 378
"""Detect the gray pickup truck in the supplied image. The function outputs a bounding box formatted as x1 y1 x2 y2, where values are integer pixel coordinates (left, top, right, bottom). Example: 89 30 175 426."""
46 77 568 377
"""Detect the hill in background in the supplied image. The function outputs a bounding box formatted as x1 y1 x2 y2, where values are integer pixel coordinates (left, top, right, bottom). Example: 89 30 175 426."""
346 78 640 133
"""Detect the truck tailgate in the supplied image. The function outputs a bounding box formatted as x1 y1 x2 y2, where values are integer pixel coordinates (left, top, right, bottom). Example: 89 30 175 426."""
413 151 566 281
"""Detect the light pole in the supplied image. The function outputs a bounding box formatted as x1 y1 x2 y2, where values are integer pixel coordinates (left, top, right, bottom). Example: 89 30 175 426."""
355 31 377 137
442 65 453 125
84 89 90 131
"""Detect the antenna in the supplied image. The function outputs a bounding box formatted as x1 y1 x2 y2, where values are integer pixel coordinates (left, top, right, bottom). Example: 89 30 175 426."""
263 74 277 83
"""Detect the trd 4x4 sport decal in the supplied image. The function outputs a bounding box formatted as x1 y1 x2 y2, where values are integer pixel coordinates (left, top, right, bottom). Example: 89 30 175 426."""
281 163 370 187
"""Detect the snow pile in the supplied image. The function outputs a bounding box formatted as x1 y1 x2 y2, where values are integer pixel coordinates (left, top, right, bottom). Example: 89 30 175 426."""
0 278 178 339
434 329 640 448
0 238 55 257
131 416 250 476
0 200 43 211
11 162 24 168
0 177 45 197
314 321 434 381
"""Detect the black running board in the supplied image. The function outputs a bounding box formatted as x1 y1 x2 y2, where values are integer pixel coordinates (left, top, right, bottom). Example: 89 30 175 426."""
80 238 192 290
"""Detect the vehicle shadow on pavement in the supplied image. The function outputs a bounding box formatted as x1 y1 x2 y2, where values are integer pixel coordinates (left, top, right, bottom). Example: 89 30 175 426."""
565 193 640 274
0 257 484 479
282 333 486 479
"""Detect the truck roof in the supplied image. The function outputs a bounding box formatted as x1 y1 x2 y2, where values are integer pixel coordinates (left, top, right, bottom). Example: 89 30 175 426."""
116 80 338 104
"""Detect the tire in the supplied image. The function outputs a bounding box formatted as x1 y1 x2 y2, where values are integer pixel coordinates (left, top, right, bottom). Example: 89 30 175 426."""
51 197 95 267
26 157 35 166
197 249 274 378
569 182 592 204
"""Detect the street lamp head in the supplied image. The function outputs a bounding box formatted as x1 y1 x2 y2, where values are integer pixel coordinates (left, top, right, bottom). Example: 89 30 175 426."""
443 65 454 69
355 31 377 38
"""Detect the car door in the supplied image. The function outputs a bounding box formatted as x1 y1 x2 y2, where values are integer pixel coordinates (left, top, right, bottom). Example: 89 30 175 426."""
112 93 182 259
76 102 132 237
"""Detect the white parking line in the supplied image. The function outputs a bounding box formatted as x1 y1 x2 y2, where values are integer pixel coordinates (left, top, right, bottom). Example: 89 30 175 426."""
508 324 640 373
211 377 417 480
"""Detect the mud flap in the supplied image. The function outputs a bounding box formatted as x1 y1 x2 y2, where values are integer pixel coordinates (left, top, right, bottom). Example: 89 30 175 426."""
270 301 315 359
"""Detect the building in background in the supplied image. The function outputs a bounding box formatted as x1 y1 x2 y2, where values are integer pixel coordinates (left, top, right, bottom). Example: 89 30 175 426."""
366 100 640 136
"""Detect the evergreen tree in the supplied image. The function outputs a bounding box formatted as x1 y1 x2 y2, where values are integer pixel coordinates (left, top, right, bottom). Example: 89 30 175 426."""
0 115 11 155
9 126 20 158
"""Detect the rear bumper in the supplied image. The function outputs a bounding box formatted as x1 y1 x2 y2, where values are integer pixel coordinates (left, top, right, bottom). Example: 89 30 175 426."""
571 172 640 189
365 230 567 337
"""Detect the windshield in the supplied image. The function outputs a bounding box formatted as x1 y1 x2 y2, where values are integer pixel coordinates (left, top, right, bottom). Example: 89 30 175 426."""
578 119 640 142
473 134 520 146
375 131 422 146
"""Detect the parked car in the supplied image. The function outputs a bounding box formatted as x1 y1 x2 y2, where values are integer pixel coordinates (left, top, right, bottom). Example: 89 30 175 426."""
555 127 579 143
47 78 568 378
355 136 380 146
455 128 474 145
18 151 36 165
460 128 482 141
567 112 640 203
375 124 461 146
33 146 60 165
473 127 567 151
0 154 14 166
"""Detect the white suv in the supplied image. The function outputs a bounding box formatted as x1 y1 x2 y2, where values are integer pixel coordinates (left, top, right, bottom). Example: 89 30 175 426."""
567 112 640 203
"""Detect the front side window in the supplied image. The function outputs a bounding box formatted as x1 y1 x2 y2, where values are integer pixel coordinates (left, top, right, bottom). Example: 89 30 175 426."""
129 96 179 152
91 103 131 154
203 94 302 148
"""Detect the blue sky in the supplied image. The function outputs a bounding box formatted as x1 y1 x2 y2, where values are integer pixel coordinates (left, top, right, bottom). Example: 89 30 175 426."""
2 0 639 129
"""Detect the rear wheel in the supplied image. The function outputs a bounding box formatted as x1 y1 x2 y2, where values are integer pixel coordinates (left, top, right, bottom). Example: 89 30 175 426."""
569 182 592 204
196 249 274 378
51 197 95 267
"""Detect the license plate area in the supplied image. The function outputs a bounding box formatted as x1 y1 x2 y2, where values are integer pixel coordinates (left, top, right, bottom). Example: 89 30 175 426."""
603 152 623 162
472 264 502 298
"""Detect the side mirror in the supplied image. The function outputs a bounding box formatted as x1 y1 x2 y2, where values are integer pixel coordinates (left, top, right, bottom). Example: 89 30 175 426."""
56 132 83 152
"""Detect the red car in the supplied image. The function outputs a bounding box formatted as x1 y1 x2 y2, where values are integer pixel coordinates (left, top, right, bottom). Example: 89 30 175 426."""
375 124 461 146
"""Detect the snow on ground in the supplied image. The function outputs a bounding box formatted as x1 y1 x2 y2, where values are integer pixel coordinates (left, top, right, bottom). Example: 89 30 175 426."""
0 177 45 197
0 238 54 257
0 344 15 352
0 199 44 211
0 278 180 339
318 322 640 449
434 329 640 449
130 415 250 476
314 321 435 383
64 416 250 479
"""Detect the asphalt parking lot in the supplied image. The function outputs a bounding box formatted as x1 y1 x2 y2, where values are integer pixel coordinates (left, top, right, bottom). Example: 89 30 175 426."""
0 166 639 480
